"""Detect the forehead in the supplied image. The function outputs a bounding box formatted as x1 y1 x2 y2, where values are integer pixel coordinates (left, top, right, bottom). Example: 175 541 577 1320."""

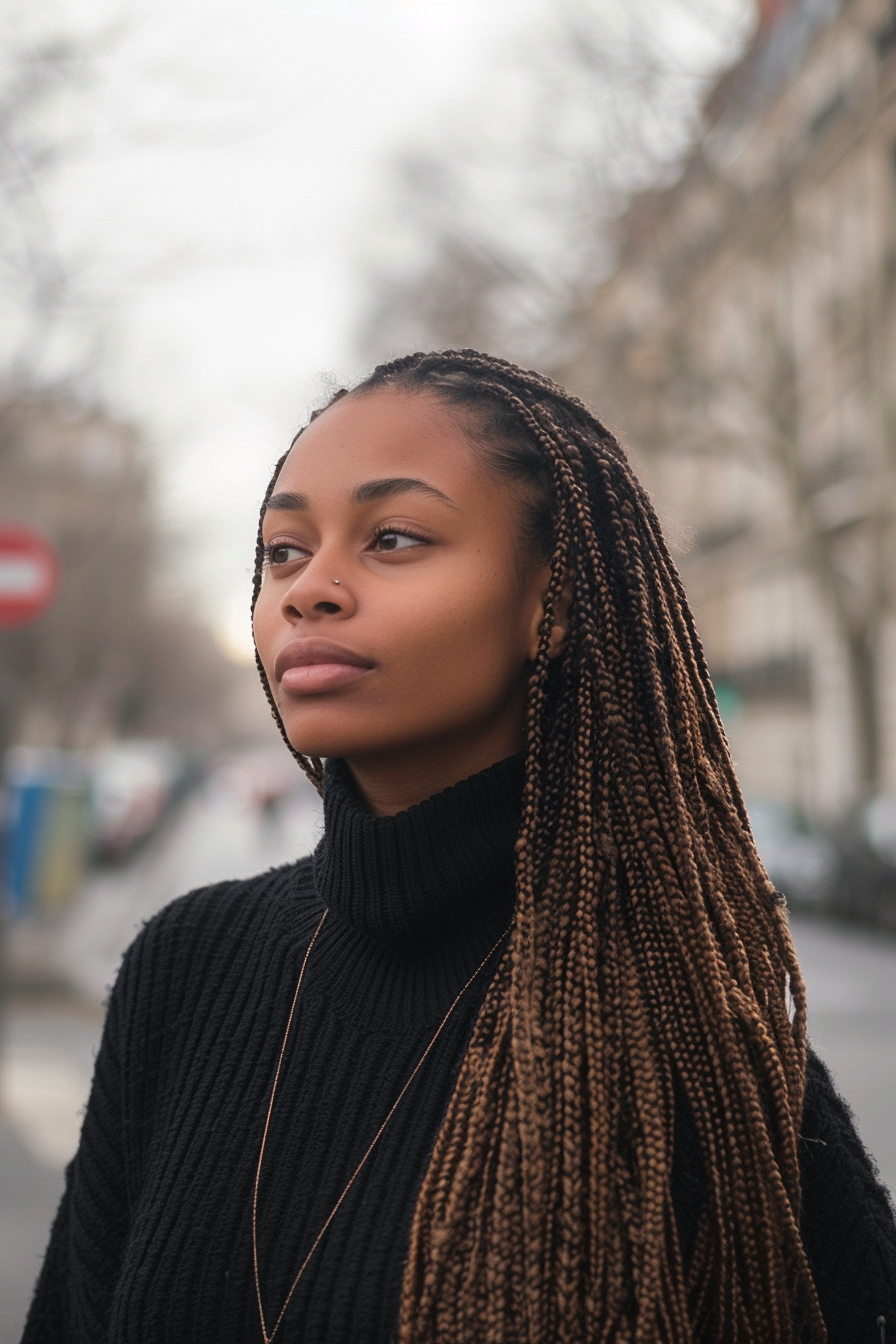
277 389 485 491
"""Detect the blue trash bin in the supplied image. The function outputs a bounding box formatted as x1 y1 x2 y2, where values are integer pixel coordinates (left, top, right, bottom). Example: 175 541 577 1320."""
2 749 90 917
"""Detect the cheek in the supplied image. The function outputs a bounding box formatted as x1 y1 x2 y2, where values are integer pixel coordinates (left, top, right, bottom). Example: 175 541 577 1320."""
251 589 277 670
385 574 531 694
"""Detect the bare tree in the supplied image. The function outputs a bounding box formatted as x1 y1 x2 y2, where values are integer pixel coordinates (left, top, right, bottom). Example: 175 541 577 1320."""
0 22 267 759
358 0 748 370
0 27 98 396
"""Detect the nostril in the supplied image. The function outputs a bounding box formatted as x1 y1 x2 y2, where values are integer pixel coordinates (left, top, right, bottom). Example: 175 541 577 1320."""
314 601 341 615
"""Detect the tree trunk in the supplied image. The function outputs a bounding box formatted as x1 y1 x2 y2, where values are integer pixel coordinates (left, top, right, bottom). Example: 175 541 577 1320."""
842 627 882 809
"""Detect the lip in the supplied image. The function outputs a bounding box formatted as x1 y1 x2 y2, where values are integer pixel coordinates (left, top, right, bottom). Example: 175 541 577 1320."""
274 638 375 696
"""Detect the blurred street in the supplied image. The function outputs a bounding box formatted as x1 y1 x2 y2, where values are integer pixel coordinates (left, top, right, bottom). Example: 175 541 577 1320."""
1 911 895 1343
1 0 896 1336
0 994 102 1344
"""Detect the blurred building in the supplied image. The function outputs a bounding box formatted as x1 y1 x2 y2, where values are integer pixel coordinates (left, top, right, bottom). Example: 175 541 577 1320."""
0 395 150 750
565 0 896 820
0 393 273 756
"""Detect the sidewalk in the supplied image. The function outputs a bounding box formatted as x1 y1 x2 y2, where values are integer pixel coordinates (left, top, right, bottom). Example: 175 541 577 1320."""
0 990 102 1343
0 1111 66 1344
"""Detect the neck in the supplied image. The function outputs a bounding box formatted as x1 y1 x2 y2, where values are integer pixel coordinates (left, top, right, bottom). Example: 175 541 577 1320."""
345 722 525 816
312 753 524 987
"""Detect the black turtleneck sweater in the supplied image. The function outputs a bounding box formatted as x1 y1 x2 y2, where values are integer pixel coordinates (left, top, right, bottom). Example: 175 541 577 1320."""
21 757 896 1343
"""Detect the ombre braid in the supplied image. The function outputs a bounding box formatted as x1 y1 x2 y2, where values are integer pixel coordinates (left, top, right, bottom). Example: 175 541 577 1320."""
251 349 824 1343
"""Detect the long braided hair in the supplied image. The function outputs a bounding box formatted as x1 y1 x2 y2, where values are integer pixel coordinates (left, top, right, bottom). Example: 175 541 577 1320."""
252 349 823 1343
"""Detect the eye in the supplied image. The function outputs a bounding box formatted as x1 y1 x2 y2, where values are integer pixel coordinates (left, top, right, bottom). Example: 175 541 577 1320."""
264 542 308 567
370 528 430 553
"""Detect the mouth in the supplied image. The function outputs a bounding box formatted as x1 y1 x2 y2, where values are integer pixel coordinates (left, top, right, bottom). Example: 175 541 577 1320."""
273 638 376 696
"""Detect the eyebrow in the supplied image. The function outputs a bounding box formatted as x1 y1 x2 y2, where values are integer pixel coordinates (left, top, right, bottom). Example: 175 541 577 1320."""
265 491 309 512
264 477 459 513
353 477 458 509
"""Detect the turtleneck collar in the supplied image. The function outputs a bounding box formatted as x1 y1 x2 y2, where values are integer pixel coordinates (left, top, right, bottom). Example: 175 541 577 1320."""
312 754 523 956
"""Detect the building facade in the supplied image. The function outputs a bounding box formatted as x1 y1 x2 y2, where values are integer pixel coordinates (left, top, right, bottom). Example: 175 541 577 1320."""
566 0 896 819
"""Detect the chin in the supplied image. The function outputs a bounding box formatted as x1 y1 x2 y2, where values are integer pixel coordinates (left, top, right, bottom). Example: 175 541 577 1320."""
278 710 385 762
280 711 450 766
276 695 485 765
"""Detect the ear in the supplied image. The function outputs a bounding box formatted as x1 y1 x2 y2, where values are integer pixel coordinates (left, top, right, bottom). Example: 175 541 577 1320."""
527 571 573 661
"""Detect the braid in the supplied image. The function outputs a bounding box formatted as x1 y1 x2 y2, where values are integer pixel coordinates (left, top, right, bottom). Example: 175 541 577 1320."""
251 349 823 1342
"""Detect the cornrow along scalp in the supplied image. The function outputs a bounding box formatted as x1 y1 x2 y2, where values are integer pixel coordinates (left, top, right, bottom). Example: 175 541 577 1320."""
251 349 823 1343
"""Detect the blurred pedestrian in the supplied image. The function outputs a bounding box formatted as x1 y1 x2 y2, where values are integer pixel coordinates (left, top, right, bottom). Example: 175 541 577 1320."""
21 351 896 1343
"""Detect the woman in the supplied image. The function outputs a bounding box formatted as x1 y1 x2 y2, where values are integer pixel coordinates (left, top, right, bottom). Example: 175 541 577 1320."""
23 349 896 1343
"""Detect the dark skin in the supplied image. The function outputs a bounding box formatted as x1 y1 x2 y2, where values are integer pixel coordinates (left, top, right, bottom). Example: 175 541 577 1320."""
253 388 568 816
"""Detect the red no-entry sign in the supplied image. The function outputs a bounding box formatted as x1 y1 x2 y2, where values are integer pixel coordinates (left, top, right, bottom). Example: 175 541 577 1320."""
0 525 60 628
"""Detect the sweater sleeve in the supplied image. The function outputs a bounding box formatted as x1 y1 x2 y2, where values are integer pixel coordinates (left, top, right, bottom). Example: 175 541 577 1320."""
19 945 134 1343
800 1049 896 1344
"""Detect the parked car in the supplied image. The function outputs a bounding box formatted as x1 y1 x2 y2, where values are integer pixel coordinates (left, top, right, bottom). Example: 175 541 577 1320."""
89 740 187 862
825 796 896 933
865 795 896 866
746 798 837 911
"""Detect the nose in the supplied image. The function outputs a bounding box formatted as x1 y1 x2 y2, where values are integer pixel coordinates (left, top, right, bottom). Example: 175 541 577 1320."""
280 558 355 622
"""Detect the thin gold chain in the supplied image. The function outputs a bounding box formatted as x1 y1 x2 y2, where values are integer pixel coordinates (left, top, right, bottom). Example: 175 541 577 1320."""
252 907 511 1344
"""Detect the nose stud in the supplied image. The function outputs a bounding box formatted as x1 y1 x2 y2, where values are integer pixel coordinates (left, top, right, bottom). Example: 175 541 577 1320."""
333 579 340 586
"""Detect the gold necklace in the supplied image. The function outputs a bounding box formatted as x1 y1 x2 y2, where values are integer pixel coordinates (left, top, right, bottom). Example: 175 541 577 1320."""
252 906 511 1344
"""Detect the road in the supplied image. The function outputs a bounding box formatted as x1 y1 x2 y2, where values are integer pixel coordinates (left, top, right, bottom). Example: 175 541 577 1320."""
2 914 895 1341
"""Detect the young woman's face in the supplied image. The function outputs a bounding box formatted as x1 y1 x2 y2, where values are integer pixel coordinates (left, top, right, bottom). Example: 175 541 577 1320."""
253 388 553 779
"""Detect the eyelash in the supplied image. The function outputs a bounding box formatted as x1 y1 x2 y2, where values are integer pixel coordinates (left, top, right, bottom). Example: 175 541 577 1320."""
261 524 432 568
370 523 432 549
261 542 302 569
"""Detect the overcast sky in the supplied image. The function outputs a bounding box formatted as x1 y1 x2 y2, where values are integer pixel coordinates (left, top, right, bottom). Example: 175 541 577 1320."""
24 0 550 658
26 0 746 659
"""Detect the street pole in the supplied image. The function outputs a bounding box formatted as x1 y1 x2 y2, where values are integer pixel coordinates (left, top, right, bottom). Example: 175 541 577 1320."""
0 526 60 1037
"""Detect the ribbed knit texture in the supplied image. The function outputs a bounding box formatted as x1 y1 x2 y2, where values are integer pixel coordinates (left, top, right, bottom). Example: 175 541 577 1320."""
21 755 896 1343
